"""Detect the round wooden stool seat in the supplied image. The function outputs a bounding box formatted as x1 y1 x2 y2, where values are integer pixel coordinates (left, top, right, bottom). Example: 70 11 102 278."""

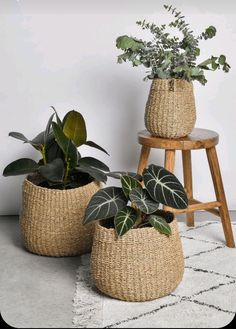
138 128 219 150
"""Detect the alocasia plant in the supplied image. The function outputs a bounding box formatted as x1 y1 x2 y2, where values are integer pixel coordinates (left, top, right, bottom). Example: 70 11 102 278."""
83 164 188 236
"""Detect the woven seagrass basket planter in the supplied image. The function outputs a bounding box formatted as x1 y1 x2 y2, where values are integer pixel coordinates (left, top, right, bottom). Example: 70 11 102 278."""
91 218 184 302
145 79 196 138
20 175 100 257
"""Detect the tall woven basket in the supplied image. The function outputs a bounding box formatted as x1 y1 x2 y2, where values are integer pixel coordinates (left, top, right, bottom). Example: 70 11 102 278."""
145 79 196 138
91 219 184 302
20 175 100 257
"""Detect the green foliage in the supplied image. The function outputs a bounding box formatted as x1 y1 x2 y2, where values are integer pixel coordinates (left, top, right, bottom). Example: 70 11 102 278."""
116 4 230 85
3 108 109 189
83 164 188 237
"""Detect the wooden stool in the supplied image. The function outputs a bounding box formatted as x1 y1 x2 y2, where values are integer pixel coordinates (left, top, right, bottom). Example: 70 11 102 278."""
137 128 235 248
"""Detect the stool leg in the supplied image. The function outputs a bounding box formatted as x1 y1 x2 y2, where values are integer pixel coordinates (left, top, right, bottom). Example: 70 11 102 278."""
137 145 150 175
164 149 176 173
182 150 194 227
206 147 235 248
164 150 176 211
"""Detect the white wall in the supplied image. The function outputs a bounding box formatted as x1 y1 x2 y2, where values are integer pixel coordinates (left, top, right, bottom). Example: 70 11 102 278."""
0 0 236 214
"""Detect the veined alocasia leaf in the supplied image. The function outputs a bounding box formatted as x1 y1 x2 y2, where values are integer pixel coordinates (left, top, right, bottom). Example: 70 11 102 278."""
52 122 78 168
85 141 109 155
129 187 159 214
3 158 39 176
39 158 65 183
114 206 138 236
63 110 87 147
121 175 141 198
77 157 109 172
83 187 127 224
148 214 172 236
143 164 188 209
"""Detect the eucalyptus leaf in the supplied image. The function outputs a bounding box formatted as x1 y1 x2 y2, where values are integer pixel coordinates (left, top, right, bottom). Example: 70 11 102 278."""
129 187 159 214
143 164 188 209
63 110 87 147
148 215 172 236
83 187 127 224
3 158 39 176
39 158 64 183
114 206 138 236
121 175 141 197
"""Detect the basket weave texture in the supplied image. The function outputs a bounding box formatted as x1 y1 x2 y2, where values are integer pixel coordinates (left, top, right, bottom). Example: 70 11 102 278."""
20 176 100 257
145 79 196 138
91 219 184 302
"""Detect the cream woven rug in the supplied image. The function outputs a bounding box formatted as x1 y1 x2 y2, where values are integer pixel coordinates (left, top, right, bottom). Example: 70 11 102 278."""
73 221 236 328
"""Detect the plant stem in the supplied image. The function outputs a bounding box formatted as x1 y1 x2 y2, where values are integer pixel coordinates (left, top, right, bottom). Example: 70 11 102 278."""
135 209 143 228
41 145 47 165
63 161 70 189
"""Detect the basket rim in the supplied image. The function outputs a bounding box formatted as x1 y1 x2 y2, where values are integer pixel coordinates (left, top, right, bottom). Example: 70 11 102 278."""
96 217 177 239
24 175 101 194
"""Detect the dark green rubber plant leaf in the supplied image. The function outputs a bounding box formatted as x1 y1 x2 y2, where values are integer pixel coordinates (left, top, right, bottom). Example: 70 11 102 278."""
83 187 127 224
143 164 188 209
121 175 142 198
9 132 30 143
52 122 78 168
63 110 87 147
114 206 138 236
39 158 65 183
51 106 63 128
76 166 107 183
77 157 109 172
3 158 39 176
44 113 55 145
85 140 109 155
107 171 142 181
129 187 159 214
9 131 43 150
148 214 172 236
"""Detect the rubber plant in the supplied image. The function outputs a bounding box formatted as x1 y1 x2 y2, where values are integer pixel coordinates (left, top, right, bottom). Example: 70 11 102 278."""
3 107 109 189
83 164 188 236
116 4 230 84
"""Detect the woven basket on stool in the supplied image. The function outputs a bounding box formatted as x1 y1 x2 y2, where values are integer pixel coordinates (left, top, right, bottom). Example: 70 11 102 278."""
145 79 196 138
91 218 184 302
20 175 101 257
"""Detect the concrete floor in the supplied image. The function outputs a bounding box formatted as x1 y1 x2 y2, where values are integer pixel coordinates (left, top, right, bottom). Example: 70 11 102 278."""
0 213 235 328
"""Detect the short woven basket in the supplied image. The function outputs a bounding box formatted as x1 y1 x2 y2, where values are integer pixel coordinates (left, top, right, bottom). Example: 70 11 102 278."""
91 219 184 302
20 175 100 257
145 79 196 138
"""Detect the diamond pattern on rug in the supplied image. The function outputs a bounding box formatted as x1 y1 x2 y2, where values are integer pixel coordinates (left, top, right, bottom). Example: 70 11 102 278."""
73 221 236 328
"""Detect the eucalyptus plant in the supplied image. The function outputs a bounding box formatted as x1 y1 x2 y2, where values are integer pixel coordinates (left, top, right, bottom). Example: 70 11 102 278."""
3 108 109 189
83 164 188 236
116 4 230 84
